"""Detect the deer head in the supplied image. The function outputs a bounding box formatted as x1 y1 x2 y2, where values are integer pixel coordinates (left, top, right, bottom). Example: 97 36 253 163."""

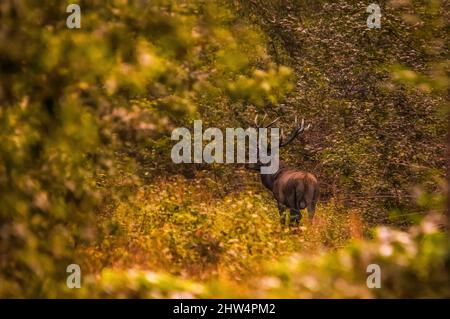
246 114 310 172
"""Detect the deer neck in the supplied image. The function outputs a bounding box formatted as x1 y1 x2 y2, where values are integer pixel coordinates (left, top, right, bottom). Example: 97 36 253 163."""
260 173 274 191
260 165 284 191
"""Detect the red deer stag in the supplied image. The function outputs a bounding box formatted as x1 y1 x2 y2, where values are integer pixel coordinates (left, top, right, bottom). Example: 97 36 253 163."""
247 115 319 226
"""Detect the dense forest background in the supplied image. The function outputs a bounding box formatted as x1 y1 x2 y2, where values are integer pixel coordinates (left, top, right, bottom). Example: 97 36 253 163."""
0 0 449 298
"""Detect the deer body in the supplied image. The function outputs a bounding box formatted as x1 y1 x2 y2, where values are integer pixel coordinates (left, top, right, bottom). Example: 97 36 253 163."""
260 163 319 225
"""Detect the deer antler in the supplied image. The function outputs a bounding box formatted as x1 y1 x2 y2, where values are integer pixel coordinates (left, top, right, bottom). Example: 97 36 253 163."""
279 115 311 148
252 113 310 147
254 114 280 129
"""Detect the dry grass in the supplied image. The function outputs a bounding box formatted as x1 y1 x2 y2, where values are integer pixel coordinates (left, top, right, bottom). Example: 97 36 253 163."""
83 173 368 286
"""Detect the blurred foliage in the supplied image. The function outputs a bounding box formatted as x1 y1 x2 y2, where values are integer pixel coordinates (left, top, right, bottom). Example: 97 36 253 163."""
0 0 448 298
81 177 358 279
0 0 289 297
78 214 449 298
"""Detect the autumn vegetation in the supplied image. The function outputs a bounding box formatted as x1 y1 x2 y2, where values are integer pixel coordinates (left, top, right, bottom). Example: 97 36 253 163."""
0 0 448 298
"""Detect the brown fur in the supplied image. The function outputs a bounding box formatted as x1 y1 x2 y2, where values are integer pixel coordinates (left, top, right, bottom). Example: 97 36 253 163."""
253 162 319 225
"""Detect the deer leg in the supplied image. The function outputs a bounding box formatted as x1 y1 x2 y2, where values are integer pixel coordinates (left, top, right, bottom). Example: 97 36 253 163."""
306 203 316 222
306 187 318 223
277 203 286 225
289 209 301 226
